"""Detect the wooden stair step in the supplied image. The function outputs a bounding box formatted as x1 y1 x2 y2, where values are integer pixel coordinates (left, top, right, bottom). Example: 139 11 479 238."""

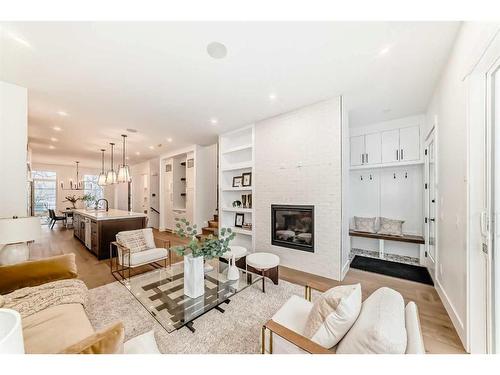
202 227 217 235
208 220 219 228
213 214 218 221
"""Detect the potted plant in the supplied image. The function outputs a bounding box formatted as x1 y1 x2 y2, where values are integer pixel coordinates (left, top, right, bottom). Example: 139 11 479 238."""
63 195 80 209
173 218 235 298
81 193 96 209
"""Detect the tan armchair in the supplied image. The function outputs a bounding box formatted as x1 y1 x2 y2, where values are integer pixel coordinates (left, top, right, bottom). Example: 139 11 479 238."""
261 282 426 354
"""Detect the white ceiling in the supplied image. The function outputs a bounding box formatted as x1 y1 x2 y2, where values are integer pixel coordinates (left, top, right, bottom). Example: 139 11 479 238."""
0 22 460 167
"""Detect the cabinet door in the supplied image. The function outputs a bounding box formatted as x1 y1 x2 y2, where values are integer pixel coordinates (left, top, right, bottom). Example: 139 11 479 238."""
399 126 420 161
381 129 400 163
350 136 365 166
364 132 381 165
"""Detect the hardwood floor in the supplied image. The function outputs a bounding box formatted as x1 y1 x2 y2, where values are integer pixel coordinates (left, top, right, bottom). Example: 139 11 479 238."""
30 224 466 354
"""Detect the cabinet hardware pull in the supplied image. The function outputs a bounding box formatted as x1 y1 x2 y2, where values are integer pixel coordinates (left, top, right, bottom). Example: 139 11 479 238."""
396 150 399 160
361 154 364 164
366 153 368 163
401 149 404 160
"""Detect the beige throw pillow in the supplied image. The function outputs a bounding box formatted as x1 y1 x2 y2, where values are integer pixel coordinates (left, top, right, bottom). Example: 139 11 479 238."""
354 216 377 233
303 284 362 349
377 217 404 236
116 229 148 253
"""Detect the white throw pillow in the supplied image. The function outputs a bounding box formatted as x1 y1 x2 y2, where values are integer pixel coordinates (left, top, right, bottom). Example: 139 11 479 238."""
336 287 407 354
354 216 377 233
142 228 156 249
124 330 161 354
303 284 362 349
377 217 405 236
116 229 148 253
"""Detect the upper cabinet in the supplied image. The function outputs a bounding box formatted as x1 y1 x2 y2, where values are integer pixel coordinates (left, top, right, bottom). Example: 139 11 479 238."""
350 132 381 166
351 124 421 168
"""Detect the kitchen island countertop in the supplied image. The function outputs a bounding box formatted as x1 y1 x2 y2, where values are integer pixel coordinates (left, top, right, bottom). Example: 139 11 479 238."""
72 209 146 221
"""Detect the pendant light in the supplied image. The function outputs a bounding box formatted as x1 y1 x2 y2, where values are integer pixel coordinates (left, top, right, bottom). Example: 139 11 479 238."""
106 143 117 184
117 134 131 183
61 161 84 190
98 149 107 186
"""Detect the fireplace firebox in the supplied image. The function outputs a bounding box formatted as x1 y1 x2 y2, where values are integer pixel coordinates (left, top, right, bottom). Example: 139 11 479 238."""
271 204 314 252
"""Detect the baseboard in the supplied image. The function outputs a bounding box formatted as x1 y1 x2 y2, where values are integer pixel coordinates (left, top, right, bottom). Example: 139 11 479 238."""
435 277 468 351
341 259 350 280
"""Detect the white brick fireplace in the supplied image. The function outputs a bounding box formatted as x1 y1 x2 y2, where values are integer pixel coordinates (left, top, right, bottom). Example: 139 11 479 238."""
254 98 344 280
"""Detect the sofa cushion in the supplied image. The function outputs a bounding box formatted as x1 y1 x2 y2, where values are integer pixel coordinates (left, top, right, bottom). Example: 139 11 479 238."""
22 303 94 354
336 287 407 354
119 248 169 267
0 254 78 295
124 330 161 354
405 302 425 354
303 284 361 348
116 229 148 253
60 321 124 354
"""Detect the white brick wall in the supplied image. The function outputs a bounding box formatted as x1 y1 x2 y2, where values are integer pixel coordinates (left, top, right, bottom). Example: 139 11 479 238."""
254 98 343 280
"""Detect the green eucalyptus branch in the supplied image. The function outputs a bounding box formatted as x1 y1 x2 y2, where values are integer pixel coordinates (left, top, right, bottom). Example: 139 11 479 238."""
173 218 235 259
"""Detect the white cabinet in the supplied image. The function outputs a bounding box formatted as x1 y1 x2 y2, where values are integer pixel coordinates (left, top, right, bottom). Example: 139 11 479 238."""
381 129 400 163
350 135 365 166
399 126 420 161
350 133 381 166
364 132 381 165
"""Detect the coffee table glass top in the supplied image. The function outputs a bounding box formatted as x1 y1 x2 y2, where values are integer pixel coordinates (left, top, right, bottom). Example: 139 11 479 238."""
121 259 263 333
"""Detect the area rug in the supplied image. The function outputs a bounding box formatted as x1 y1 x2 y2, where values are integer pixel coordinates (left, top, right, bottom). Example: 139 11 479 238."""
85 279 306 354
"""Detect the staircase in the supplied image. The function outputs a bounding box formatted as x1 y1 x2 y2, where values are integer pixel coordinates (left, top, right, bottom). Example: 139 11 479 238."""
198 213 218 240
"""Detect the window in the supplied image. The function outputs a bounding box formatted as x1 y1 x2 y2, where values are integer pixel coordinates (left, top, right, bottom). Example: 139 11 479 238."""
84 175 104 201
32 170 57 217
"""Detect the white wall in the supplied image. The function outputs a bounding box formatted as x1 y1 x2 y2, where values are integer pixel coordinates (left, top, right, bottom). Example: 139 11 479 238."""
254 98 343 280
31 162 115 212
424 22 500 350
195 144 218 228
0 81 28 218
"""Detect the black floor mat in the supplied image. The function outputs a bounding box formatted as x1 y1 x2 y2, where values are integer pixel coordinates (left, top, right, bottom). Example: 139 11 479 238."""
350 255 434 286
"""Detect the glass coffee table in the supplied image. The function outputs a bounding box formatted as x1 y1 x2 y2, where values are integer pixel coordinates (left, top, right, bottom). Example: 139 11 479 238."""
121 259 263 333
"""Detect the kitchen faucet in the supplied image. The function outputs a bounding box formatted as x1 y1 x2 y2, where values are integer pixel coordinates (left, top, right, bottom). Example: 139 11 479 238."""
95 198 109 212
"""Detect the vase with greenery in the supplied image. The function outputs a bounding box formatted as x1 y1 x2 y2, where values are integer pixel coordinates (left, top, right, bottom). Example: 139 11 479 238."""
173 218 235 298
81 193 96 209
63 195 80 209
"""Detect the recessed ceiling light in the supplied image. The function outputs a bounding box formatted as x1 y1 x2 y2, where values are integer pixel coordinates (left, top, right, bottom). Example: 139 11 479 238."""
269 93 277 100
7 31 31 48
149 145 155 150
207 42 227 59
378 46 391 56
50 137 58 142
210 118 218 125
53 126 62 131
167 138 172 142
49 145 55 149
126 156 130 160
57 110 68 117
135 152 141 156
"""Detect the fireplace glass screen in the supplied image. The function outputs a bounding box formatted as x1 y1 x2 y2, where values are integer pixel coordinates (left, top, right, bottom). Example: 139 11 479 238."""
271 205 314 252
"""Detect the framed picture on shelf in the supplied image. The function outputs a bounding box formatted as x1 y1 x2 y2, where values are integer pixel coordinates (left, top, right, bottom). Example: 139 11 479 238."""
235 213 244 227
247 194 252 209
242 172 252 187
241 194 247 208
232 176 243 188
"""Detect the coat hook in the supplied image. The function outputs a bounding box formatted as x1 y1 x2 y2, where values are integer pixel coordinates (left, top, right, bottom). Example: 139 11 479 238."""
405 172 408 179
369 174 373 180
360 175 363 181
393 173 396 179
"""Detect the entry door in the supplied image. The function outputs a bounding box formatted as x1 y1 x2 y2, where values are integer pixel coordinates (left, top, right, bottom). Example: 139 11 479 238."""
424 129 437 271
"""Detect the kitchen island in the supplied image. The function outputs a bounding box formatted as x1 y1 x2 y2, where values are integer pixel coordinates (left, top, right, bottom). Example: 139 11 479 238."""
73 209 147 260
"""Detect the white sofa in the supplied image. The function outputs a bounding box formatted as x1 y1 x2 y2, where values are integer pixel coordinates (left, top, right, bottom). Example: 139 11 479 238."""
262 286 425 354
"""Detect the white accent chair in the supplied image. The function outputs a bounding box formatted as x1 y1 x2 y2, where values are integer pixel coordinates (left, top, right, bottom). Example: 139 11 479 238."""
261 285 425 354
110 228 171 280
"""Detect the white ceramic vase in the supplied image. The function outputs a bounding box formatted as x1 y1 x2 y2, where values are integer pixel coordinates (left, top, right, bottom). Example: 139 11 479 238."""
183 254 205 298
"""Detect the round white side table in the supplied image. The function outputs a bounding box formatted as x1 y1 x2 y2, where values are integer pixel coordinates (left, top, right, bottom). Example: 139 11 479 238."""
0 308 24 354
223 246 247 281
